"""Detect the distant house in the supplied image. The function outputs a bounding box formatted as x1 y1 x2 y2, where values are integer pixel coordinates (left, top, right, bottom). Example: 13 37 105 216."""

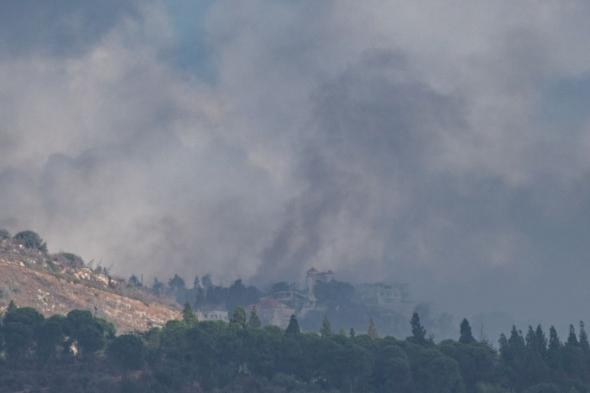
197 310 229 322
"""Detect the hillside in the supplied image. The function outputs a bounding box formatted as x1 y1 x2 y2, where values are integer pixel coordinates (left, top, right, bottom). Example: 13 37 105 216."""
0 235 180 332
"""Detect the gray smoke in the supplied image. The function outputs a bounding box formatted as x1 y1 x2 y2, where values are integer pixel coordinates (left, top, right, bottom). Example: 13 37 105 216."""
2 0 590 327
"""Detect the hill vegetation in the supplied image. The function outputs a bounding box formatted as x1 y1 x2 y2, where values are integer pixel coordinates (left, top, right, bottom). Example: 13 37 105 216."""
1 303 589 393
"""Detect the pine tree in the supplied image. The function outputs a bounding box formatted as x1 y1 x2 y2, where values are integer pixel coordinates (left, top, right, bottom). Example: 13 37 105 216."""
525 326 536 350
579 321 589 353
230 306 247 328
535 325 548 358
182 303 197 325
320 314 332 337
499 333 509 361
410 312 426 344
286 314 300 336
547 326 562 370
349 328 356 338
567 324 579 347
368 318 379 339
7 300 16 313
459 318 475 344
248 307 262 329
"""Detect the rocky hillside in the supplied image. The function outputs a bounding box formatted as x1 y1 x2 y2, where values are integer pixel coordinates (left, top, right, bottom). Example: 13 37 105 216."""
0 234 180 332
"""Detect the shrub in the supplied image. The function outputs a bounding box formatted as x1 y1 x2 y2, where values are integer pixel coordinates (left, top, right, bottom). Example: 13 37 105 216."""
13 230 47 252
0 229 10 240
53 252 85 268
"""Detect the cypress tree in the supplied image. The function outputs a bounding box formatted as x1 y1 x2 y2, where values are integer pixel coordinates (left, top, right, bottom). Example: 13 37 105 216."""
248 307 262 329
567 324 579 347
579 321 589 352
230 306 247 328
535 325 548 358
182 303 197 325
459 318 476 344
286 314 300 336
410 312 426 344
320 314 332 337
547 326 562 370
349 328 356 338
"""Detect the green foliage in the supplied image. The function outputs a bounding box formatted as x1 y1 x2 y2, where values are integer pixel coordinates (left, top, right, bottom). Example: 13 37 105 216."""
3 306 590 393
460 318 476 344
320 314 332 337
13 230 48 252
53 252 84 267
65 310 107 356
107 334 146 371
182 302 197 326
286 314 300 336
411 312 427 344
3 306 44 361
0 228 10 240
248 307 262 329
229 306 247 328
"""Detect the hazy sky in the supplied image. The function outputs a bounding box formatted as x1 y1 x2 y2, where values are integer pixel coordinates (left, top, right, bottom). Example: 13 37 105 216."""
1 1 590 326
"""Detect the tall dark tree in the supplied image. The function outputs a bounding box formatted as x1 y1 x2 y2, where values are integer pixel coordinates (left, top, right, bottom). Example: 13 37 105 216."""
182 303 197 325
534 325 548 358
248 307 262 329
230 306 247 328
168 274 186 291
566 324 578 347
320 314 332 337
285 314 300 336
410 312 426 344
459 318 476 344
547 326 562 370
579 321 589 352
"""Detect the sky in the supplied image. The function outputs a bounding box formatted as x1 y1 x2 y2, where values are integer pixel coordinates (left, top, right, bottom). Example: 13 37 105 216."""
1 0 590 329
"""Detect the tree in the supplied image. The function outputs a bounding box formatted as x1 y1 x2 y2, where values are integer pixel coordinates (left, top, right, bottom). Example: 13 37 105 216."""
285 314 300 336
107 334 146 371
579 321 589 352
152 278 164 295
65 310 106 357
566 324 578 347
248 307 262 329
547 326 561 370
410 312 426 344
349 328 356 338
168 274 186 291
368 318 379 339
182 303 198 326
0 228 10 240
37 315 66 361
320 314 332 337
230 306 247 328
3 306 44 361
13 230 47 252
459 318 476 344
128 275 142 288
534 325 548 358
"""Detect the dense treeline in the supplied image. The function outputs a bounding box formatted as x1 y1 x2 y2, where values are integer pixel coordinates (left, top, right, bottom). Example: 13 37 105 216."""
1 303 590 392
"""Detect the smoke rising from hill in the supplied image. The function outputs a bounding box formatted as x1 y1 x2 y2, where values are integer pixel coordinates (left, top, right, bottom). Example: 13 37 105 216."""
2 1 590 326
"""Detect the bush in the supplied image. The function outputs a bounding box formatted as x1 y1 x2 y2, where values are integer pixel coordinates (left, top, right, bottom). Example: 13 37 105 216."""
13 230 47 252
0 229 10 240
53 252 85 268
107 334 146 371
